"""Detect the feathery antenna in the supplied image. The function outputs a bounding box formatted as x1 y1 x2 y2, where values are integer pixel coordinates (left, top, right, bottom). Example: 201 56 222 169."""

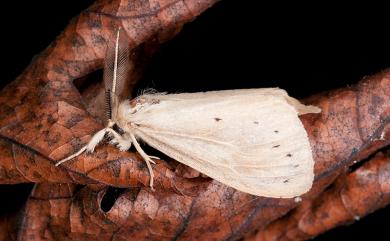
105 89 112 120
112 27 121 95
103 27 130 122
105 27 122 121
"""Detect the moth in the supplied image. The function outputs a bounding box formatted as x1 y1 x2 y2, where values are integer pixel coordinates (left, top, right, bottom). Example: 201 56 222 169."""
56 29 321 198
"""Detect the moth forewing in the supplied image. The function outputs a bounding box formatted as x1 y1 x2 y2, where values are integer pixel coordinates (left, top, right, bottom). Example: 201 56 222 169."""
128 89 318 198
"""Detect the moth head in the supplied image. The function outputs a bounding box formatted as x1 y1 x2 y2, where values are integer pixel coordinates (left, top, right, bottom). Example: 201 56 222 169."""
106 117 125 138
113 100 132 131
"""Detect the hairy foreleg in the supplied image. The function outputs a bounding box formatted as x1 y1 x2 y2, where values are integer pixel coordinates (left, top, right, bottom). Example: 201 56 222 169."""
55 128 108 166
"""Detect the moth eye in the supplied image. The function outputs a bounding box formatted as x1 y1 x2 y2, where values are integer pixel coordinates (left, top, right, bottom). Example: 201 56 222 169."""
113 123 125 135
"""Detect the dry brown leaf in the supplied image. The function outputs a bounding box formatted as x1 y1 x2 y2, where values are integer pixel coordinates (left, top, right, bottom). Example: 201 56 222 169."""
1 0 390 240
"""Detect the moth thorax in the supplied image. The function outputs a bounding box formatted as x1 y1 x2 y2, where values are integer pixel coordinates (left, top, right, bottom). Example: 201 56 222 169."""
128 97 145 114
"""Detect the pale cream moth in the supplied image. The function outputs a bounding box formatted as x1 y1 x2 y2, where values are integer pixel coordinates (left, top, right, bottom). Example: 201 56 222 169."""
56 28 320 198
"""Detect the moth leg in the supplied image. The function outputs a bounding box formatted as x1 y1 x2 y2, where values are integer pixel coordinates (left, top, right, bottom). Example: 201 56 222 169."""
55 128 108 166
106 128 132 151
130 133 156 191
55 145 88 166
85 128 109 153
148 155 161 160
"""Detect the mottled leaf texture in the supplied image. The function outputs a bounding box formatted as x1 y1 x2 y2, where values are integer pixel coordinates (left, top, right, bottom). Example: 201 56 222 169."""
0 0 390 241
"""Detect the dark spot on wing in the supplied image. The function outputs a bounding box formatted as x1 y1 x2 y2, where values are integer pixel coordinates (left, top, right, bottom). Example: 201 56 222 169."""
214 118 222 122
253 121 259 124
274 130 279 133
286 153 292 157
283 179 289 183
272 145 280 148
293 164 300 168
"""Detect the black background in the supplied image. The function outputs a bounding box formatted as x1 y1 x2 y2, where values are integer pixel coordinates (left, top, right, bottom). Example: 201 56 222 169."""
1 1 390 240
